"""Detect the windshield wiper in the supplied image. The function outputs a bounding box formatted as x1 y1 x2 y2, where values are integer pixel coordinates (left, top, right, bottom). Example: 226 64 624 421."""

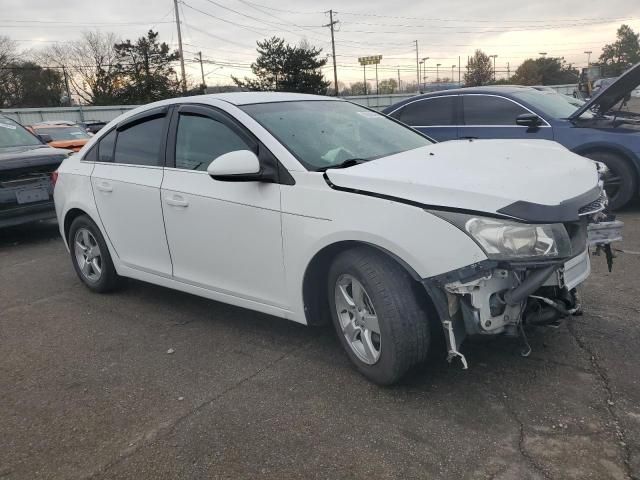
315 158 367 172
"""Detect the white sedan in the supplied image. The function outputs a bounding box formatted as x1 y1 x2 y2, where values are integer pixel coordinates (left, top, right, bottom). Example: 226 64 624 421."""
54 93 621 385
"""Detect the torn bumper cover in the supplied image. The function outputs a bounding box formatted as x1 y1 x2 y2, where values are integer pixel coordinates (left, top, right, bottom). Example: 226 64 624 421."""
423 215 623 369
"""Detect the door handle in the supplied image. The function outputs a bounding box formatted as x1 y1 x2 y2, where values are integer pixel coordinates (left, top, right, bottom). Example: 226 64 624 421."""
164 195 189 208
95 181 113 192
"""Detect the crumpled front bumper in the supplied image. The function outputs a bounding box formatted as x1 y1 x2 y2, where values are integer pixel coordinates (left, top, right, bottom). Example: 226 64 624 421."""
422 217 624 369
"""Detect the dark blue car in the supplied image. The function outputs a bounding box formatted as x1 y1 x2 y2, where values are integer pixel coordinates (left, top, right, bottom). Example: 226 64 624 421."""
383 66 640 209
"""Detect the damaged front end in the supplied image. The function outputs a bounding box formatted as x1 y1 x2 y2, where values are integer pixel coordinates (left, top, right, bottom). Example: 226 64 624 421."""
424 185 623 369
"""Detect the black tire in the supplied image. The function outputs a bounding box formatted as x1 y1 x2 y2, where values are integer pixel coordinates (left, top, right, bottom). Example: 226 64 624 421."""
327 247 431 385
68 215 121 293
584 151 637 210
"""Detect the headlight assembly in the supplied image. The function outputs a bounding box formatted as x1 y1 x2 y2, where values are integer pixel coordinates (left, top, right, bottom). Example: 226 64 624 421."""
429 211 572 260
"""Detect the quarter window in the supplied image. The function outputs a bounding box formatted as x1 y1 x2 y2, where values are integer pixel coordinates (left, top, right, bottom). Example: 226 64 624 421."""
463 95 529 125
394 97 456 126
97 129 116 163
113 117 165 166
174 114 251 171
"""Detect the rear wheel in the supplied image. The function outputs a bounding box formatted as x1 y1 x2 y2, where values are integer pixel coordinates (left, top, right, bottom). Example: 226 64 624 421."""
328 247 431 385
584 151 636 210
68 215 121 292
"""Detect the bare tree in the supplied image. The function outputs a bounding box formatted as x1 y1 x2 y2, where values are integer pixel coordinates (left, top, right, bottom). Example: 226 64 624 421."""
0 36 18 106
39 31 121 105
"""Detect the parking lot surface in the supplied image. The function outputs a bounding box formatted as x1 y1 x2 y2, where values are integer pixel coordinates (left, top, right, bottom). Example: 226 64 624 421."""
1 208 639 480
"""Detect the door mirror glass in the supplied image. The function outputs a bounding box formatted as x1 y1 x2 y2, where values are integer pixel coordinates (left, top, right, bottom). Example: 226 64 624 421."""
515 113 542 127
207 150 261 181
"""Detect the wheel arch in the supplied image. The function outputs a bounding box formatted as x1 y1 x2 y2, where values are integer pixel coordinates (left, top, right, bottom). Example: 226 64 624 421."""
63 208 102 246
301 240 425 327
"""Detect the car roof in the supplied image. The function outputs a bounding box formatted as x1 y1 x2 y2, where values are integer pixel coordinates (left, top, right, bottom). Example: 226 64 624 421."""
382 85 548 112
201 92 340 105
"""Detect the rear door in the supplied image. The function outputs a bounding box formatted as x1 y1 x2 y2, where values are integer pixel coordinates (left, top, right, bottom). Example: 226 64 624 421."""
459 94 553 140
387 95 458 141
91 107 173 276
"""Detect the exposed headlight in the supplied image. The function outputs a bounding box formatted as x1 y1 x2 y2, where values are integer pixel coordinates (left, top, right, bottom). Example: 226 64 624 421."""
429 211 572 260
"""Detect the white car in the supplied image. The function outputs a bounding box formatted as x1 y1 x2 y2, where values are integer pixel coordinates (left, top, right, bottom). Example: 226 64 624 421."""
54 93 622 385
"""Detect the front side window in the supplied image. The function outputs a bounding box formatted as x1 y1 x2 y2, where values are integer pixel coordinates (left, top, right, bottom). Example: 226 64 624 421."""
98 129 116 163
241 100 432 171
0 117 42 148
114 116 165 166
175 114 251 171
463 95 529 125
512 90 590 119
394 96 456 126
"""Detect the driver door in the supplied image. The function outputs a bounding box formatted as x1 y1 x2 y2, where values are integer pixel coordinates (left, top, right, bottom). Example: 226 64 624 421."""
160 105 287 308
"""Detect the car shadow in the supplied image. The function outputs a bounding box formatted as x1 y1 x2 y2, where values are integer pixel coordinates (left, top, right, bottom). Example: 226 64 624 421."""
0 220 61 248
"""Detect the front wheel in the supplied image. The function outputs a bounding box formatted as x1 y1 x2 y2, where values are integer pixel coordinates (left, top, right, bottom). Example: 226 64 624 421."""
584 151 636 210
328 247 431 385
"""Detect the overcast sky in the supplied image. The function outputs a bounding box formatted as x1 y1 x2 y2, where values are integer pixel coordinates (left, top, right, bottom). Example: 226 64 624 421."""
4 0 640 87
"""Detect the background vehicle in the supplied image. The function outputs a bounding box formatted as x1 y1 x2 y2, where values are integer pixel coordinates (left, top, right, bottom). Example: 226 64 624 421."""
383 66 640 209
30 121 93 152
78 120 107 134
0 115 71 228
54 93 619 385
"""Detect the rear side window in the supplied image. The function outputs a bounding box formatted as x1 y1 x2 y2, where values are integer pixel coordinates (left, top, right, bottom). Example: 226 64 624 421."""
463 95 529 125
174 114 251 171
98 130 116 163
114 117 165 166
394 97 456 126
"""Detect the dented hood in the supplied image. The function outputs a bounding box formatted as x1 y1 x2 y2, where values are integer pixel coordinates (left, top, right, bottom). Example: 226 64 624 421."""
325 139 601 222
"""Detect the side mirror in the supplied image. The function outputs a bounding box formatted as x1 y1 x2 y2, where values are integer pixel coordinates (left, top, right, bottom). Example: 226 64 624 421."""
37 133 53 143
207 150 262 182
516 113 542 128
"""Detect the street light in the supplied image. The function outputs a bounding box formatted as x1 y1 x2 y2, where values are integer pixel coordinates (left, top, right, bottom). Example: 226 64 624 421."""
489 54 498 81
451 64 456 83
436 63 441 83
539 52 548 57
421 57 429 88
584 50 592 66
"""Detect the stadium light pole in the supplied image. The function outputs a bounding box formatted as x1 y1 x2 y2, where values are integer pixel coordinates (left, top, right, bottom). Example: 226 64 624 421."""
490 55 498 81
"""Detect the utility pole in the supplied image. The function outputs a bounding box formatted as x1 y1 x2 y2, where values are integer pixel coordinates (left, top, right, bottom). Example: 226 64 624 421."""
324 10 339 96
414 40 420 92
397 68 401 92
61 66 72 107
507 62 510 78
458 56 461 84
173 0 187 93
197 52 206 93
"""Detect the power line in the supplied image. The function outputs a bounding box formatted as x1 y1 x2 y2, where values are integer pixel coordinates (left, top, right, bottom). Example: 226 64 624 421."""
334 11 638 24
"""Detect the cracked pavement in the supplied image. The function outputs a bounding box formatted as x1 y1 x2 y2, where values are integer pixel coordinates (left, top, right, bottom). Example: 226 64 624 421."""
1 205 639 480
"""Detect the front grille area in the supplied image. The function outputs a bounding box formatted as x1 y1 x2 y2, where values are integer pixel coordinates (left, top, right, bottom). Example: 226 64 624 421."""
578 190 607 216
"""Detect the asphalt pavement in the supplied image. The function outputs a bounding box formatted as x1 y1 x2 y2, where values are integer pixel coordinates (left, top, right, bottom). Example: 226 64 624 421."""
1 206 639 480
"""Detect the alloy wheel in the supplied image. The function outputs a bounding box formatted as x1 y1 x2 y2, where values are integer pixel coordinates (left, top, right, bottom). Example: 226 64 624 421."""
334 274 381 365
74 228 103 282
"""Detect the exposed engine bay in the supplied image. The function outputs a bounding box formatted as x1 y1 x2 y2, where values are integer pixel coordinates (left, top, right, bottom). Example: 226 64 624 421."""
423 187 623 369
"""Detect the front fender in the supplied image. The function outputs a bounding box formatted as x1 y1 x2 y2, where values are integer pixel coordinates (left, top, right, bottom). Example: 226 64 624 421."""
281 179 487 323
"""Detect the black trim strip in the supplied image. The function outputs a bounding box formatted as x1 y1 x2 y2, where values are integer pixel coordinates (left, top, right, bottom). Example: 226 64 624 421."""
497 185 601 223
